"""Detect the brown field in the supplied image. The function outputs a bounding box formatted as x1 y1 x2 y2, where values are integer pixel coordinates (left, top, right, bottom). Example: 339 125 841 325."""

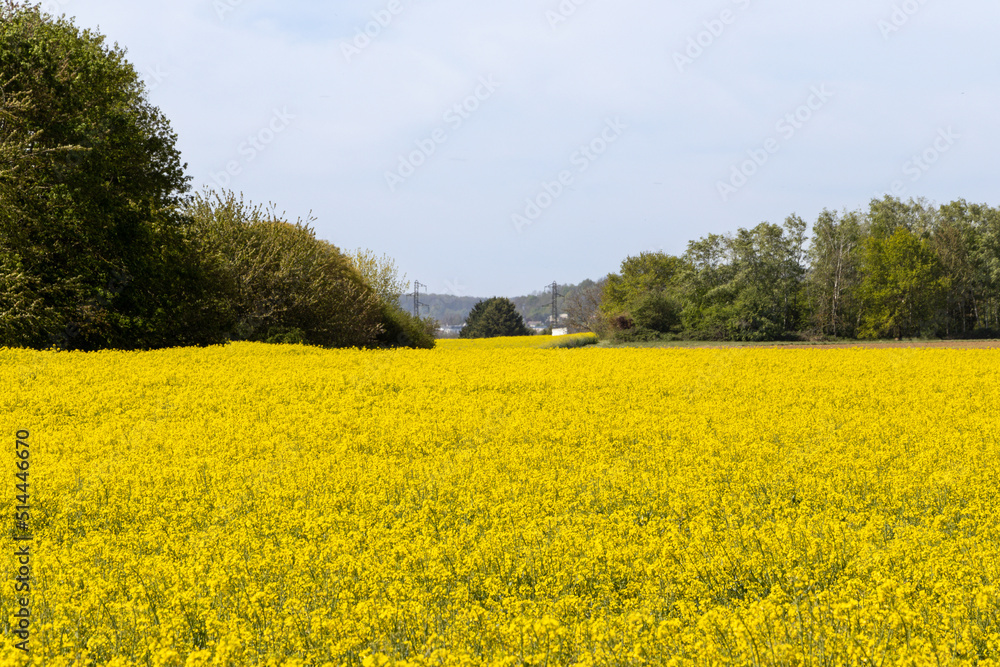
779 339 1000 349
602 338 1000 350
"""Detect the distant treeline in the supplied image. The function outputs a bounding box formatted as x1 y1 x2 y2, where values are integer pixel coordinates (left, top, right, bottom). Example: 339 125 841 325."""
407 283 594 327
588 196 1000 342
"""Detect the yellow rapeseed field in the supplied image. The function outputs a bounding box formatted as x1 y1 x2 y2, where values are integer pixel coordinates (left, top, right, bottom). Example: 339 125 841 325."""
2 337 999 665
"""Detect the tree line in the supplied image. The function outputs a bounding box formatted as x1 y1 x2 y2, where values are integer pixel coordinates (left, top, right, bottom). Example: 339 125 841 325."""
405 282 596 328
578 196 1000 342
0 2 434 351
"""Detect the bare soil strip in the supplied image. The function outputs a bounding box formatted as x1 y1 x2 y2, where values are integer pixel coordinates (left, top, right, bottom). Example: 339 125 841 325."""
743 340 1000 350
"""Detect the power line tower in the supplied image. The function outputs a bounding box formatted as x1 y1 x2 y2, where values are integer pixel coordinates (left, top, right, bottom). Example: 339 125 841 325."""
544 281 562 331
412 281 428 319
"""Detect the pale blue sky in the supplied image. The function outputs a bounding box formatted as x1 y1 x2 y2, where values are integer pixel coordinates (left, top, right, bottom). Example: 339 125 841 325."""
54 0 1000 296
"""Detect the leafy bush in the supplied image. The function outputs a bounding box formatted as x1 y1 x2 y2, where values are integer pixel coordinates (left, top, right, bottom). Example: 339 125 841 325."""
184 191 399 349
376 306 436 349
265 327 306 345
630 290 682 334
610 326 669 343
609 313 635 332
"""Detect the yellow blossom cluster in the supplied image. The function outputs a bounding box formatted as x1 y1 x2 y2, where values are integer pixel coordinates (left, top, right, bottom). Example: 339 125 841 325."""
1 339 999 665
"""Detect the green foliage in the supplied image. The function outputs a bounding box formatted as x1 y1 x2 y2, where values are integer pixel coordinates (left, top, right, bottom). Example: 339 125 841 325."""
264 327 306 345
346 248 410 306
460 297 532 338
600 197 1000 343
544 333 599 348
933 200 1000 335
857 226 945 339
806 209 864 337
598 252 687 341
602 252 686 317
343 247 434 349
630 290 682 334
676 220 808 342
867 195 936 238
376 307 436 349
0 2 192 349
0 8 431 352
610 326 678 343
183 190 392 348
599 196 1000 344
726 217 807 341
674 234 734 340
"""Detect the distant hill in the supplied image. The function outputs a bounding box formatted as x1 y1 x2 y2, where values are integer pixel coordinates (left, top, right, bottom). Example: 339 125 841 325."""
399 281 600 327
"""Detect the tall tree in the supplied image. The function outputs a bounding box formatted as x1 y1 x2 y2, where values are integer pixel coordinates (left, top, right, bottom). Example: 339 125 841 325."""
460 297 531 338
563 278 607 335
726 217 807 340
601 251 686 316
867 195 936 238
679 233 737 340
0 2 192 349
600 251 687 338
678 219 805 341
806 209 865 337
934 199 1000 334
930 210 975 335
969 203 1000 330
858 226 944 339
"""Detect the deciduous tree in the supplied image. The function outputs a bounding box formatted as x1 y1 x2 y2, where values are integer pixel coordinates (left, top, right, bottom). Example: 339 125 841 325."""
806 209 865 337
0 2 192 348
858 226 944 339
346 248 410 307
460 297 531 338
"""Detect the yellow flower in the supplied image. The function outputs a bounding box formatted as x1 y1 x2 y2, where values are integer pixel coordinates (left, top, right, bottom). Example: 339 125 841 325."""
2 343 998 664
